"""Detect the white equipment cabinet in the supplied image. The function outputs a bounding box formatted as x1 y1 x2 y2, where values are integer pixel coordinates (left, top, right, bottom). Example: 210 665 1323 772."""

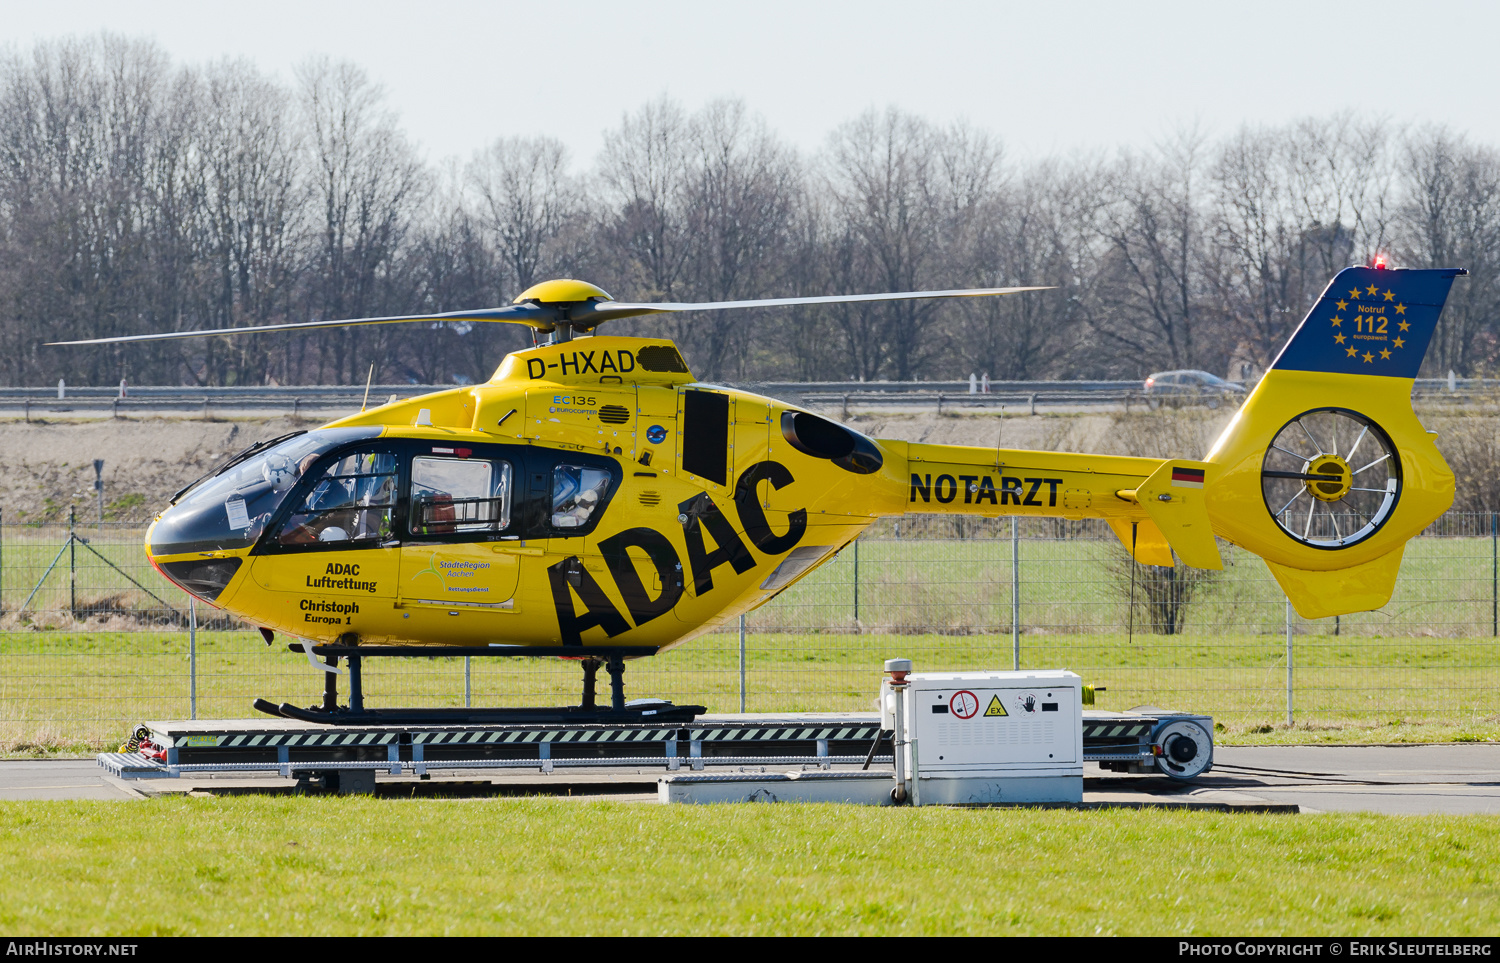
883 669 1084 805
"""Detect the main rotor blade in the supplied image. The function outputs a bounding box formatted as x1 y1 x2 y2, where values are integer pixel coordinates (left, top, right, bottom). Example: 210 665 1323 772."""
46 303 558 346
48 284 1055 345
571 285 1055 326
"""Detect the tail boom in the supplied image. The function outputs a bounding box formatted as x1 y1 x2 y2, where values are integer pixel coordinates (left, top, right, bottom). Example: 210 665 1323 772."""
879 440 1222 568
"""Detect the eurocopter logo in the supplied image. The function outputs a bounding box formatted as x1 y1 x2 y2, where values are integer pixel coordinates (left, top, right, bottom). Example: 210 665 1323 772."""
526 349 636 380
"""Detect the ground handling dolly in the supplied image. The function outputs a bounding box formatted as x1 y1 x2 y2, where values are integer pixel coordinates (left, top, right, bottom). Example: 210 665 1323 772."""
98 708 1213 795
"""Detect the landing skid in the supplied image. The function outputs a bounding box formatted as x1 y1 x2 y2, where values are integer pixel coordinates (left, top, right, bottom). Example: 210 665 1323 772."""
253 699 704 726
253 645 704 725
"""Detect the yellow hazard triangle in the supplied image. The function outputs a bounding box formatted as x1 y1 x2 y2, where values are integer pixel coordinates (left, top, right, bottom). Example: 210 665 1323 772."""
984 695 1007 717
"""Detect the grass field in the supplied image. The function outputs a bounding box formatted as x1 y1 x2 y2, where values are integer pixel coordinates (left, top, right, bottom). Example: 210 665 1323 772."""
0 524 1497 751
0 627 1497 751
0 797 1494 936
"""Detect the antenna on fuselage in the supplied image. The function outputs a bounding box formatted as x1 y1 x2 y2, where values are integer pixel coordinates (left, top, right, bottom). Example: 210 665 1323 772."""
361 363 375 412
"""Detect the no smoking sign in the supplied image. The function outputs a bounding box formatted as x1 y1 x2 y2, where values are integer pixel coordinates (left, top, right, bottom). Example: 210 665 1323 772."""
949 690 979 719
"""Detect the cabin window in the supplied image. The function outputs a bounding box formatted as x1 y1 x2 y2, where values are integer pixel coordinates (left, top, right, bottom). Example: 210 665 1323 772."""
551 465 610 529
410 457 513 535
276 451 398 547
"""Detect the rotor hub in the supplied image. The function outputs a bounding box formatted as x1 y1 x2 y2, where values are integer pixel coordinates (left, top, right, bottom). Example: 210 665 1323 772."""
1304 453 1352 502
513 279 614 305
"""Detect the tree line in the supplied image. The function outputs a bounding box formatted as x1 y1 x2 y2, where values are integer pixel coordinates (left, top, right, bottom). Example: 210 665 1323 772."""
2 35 1497 388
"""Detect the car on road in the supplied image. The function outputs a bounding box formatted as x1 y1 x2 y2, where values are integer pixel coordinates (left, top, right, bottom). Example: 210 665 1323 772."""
1142 369 1248 409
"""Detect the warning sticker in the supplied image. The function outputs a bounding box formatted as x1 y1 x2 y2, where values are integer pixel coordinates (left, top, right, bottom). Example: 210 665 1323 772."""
949 690 979 719
984 695 1008 717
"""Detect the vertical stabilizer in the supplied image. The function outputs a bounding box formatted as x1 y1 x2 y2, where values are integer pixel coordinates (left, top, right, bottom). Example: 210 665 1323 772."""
1202 265 1464 618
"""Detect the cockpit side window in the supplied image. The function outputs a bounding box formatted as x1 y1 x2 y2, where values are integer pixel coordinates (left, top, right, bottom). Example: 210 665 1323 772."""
149 426 381 556
410 456 512 536
275 451 398 547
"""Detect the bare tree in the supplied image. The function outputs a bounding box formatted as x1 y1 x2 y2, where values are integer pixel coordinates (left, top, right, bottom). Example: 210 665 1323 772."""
0 37 1496 391
468 135 578 294
296 57 426 385
963 159 1106 379
1095 131 1214 374
598 97 692 300
677 100 800 380
822 110 997 380
1397 128 1500 374
193 59 305 385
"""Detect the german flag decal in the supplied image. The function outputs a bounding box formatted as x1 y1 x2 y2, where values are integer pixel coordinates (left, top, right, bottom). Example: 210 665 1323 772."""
1171 466 1205 489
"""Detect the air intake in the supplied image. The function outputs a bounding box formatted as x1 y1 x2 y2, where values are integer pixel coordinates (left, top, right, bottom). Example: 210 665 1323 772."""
598 404 630 424
639 491 661 506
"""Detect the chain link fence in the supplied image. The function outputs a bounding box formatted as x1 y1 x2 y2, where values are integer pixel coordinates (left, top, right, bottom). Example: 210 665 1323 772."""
0 509 1496 748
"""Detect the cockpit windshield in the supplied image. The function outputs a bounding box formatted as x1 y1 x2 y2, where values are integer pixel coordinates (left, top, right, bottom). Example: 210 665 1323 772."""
148 427 381 555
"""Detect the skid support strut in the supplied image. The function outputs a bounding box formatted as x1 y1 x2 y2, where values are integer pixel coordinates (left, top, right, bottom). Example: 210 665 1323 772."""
606 656 626 710
580 657 602 710
322 655 339 710
349 653 364 712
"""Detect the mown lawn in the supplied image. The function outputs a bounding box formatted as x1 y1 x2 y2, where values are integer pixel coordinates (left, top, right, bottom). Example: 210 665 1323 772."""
0 797 1495 936
0 528 1496 751
0 628 1497 752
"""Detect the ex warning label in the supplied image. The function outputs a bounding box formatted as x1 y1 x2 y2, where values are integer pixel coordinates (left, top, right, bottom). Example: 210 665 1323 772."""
984 695 1008 717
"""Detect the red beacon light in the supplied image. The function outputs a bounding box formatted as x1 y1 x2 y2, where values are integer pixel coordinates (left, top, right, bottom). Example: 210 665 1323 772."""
1373 254 1389 270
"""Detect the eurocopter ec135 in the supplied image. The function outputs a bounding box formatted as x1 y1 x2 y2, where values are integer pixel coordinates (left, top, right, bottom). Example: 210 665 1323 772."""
56 265 1466 724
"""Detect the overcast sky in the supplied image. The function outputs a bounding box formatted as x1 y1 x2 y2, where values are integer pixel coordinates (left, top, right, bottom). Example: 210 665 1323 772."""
7 0 1497 167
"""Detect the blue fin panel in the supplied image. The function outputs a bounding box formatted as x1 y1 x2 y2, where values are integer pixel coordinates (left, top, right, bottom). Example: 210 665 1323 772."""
1270 267 1464 379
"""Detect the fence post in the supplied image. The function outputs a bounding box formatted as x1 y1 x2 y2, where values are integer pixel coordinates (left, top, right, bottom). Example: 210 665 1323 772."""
1 506 5 613
189 595 197 720
738 614 747 713
1491 512 1496 638
1285 597 1294 727
68 505 76 617
464 656 472 708
852 539 860 625
1011 517 1020 671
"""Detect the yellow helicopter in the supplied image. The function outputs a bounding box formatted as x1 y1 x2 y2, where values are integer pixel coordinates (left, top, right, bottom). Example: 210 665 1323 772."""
55 266 1465 724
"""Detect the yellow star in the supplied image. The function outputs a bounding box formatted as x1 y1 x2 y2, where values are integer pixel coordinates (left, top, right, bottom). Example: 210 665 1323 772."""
1383 290 1395 301
1336 299 1348 311
1395 303 1406 314
1398 319 1410 332
1363 351 1375 363
1346 346 1359 357
1334 333 1346 344
1366 284 1379 295
1380 348 1392 360
1393 336 1405 349
1349 288 1361 299
1331 316 1342 327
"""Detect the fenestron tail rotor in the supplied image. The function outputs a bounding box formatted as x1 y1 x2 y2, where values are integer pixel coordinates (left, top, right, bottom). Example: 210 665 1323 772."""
1259 408 1401 549
46 278 1054 347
